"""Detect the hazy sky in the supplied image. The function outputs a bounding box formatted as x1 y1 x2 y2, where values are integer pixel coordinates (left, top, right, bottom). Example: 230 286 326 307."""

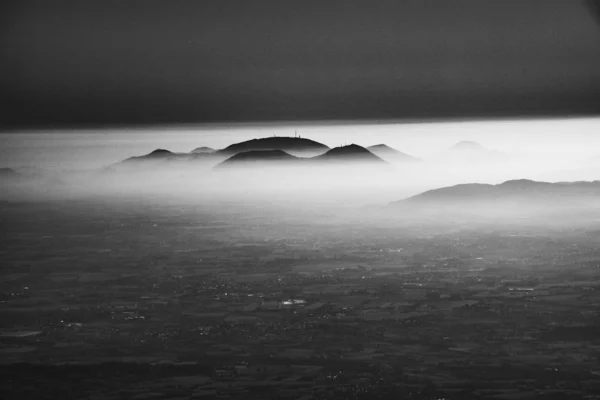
3 0 600 128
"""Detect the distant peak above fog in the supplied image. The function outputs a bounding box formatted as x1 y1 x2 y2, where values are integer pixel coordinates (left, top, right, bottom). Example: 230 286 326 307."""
323 144 369 156
190 147 215 154
367 144 420 163
450 141 486 151
385 177 600 221
214 144 388 171
150 149 173 155
116 147 226 170
215 150 298 169
315 144 386 163
432 140 507 163
368 144 395 150
110 135 524 175
219 136 329 157
126 148 176 161
392 178 600 206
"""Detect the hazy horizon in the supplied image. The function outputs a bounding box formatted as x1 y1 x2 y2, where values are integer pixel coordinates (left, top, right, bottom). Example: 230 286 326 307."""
3 116 600 210
3 117 600 172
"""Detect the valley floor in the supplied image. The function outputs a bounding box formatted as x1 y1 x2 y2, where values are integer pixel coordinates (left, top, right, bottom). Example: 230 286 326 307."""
1 199 600 399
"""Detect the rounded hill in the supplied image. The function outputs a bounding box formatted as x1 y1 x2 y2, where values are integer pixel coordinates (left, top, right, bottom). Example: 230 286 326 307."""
214 150 300 169
315 144 386 163
367 144 420 162
220 136 329 157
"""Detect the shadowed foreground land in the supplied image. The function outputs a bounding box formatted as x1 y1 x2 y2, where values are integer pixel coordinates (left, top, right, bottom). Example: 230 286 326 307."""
2 197 600 399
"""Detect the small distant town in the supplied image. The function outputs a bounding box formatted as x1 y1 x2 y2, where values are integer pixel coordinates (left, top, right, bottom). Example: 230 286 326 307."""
2 200 600 399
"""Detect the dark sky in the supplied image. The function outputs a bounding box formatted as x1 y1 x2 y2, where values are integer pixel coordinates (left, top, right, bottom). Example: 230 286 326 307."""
3 0 600 129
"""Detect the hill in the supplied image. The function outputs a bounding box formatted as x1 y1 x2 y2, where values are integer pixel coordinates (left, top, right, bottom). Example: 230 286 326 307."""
399 179 600 202
367 144 420 163
116 148 227 170
391 179 600 216
214 150 300 169
122 149 180 163
219 136 329 157
190 147 215 154
313 144 387 164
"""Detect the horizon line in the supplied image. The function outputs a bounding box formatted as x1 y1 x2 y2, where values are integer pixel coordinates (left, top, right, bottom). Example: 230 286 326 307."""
3 114 600 134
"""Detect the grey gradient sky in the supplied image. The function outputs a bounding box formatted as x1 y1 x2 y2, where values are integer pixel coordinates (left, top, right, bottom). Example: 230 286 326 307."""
3 0 600 129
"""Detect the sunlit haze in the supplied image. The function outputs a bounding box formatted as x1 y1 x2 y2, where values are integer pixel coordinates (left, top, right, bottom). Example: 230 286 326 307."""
3 118 599 169
3 118 600 205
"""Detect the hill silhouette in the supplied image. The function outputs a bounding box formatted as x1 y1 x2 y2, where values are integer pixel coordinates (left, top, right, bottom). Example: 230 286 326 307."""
118 148 227 168
115 139 392 172
367 144 420 162
190 147 215 154
313 144 386 164
219 136 329 157
123 149 179 163
391 179 600 212
214 144 389 172
214 150 300 169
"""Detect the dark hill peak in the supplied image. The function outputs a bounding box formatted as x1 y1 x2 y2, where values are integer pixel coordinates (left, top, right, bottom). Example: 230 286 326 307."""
326 144 370 155
314 144 387 164
220 136 329 157
214 150 300 169
119 148 180 165
229 149 295 161
135 149 177 159
150 149 173 155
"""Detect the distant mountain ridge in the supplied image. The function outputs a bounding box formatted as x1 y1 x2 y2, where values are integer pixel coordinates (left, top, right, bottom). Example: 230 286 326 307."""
392 179 600 207
215 144 386 169
190 147 215 154
367 144 420 162
114 136 518 173
383 179 600 222
314 144 386 164
219 136 329 157
214 150 300 169
122 149 180 163
117 148 225 168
